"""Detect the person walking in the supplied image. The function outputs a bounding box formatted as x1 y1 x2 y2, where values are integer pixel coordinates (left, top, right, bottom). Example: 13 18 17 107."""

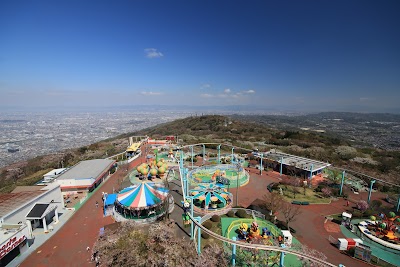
95 201 99 208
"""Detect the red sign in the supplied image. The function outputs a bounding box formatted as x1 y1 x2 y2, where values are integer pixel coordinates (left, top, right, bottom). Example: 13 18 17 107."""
0 235 26 259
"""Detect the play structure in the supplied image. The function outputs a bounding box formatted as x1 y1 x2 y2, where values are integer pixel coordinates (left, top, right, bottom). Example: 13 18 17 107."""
113 182 172 221
357 211 400 250
189 183 233 214
136 157 169 180
368 212 400 241
224 217 285 246
188 164 249 188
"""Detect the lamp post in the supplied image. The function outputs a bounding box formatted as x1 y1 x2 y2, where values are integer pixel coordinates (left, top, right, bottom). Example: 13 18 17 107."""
236 163 240 206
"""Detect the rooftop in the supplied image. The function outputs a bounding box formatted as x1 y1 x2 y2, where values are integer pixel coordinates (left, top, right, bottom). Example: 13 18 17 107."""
26 203 50 219
0 191 44 218
264 150 331 172
57 159 115 180
43 168 67 177
11 186 46 194
0 223 28 246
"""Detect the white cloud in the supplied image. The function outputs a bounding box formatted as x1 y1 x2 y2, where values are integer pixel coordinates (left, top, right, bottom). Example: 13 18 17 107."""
243 89 255 94
200 93 213 98
144 48 163 59
224 88 231 93
201 83 211 89
141 91 163 96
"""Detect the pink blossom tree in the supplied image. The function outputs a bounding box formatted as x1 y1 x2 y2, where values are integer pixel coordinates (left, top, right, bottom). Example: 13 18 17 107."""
321 187 332 198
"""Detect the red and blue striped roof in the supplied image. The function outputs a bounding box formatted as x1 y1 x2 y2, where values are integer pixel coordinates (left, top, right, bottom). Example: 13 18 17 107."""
117 183 169 209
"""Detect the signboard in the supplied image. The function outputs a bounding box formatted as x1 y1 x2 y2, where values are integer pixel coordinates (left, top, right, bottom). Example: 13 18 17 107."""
0 234 26 259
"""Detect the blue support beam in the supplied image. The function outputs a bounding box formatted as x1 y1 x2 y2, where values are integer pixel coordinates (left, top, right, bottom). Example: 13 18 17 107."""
260 154 263 175
232 237 237 266
279 244 286 267
397 195 400 212
231 147 234 164
280 157 283 176
190 197 194 239
339 171 345 196
368 180 376 203
217 145 221 164
190 146 194 169
196 216 202 254
202 144 205 164
183 177 187 199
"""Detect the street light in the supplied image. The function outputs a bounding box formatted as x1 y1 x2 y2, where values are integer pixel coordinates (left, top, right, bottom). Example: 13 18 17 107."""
236 163 241 206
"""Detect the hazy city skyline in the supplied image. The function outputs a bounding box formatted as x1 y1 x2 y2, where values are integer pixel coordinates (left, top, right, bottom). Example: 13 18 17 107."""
1 0 399 113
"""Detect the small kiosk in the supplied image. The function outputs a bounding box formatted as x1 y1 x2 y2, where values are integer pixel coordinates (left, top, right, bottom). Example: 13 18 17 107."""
281 230 293 247
341 212 352 227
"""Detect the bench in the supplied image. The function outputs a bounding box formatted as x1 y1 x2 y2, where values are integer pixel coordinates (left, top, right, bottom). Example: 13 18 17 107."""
291 201 302 205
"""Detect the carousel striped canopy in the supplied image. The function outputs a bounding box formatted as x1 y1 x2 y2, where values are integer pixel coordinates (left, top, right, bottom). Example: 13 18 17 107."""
117 183 169 209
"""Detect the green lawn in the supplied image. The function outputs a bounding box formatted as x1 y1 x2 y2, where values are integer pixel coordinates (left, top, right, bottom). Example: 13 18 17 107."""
276 186 331 204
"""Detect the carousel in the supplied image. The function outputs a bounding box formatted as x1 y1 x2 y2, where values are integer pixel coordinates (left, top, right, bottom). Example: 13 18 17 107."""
114 182 173 222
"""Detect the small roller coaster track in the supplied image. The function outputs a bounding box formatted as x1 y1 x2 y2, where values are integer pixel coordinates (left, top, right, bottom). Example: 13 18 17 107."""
187 212 337 267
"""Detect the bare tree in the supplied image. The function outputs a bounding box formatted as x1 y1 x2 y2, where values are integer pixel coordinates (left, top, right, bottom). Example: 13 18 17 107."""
290 178 301 199
293 243 328 267
281 202 302 230
262 192 284 218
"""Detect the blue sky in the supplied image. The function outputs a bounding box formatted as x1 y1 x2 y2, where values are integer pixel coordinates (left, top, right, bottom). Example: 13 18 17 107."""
0 0 399 112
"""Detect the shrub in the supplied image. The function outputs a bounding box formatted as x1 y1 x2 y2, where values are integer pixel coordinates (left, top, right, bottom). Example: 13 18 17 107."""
363 209 373 217
347 247 355 257
357 200 369 213
203 221 212 229
201 232 210 239
371 199 382 209
236 209 247 218
211 215 221 222
227 211 235 217
381 185 389 192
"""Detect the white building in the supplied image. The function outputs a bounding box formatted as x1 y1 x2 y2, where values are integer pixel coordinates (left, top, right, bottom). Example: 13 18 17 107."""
43 168 67 182
56 159 115 195
0 183 64 266
0 224 30 266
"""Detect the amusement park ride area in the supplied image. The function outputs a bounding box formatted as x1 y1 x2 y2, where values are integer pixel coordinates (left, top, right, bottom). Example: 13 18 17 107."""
108 139 399 267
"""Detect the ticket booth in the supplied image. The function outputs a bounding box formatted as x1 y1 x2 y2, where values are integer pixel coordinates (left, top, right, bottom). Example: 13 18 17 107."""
281 230 292 247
